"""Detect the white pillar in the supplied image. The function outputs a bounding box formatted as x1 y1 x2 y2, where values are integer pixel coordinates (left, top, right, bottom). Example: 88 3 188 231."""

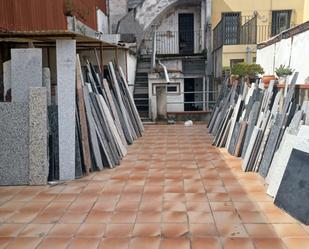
56 40 76 180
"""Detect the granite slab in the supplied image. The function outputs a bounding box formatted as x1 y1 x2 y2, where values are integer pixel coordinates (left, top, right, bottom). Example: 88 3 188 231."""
28 88 48 185
11 48 42 103
258 113 283 178
274 148 309 224
56 40 76 180
0 103 29 185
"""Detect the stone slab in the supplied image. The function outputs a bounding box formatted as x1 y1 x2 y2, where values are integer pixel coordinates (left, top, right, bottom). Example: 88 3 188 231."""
228 122 241 155
274 148 309 225
3 60 11 99
258 113 283 178
56 40 76 180
28 88 48 185
241 101 261 158
48 106 59 181
11 48 42 103
267 132 309 198
0 103 29 185
42 67 51 106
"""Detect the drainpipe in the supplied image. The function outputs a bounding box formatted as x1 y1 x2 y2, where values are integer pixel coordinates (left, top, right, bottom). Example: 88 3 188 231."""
246 46 252 63
158 60 170 83
151 27 157 70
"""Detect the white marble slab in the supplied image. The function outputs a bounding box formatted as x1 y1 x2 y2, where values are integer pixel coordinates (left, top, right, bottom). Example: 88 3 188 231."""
267 132 309 198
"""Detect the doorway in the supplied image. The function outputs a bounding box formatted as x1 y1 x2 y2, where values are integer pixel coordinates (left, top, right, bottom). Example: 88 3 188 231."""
179 13 194 54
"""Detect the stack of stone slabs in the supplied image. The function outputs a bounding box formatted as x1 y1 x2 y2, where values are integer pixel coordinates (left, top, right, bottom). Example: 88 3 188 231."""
0 48 48 185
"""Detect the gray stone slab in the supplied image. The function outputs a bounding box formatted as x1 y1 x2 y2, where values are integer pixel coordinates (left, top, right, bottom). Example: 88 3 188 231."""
43 68 51 106
242 126 259 171
11 48 42 103
228 122 241 155
56 40 76 180
48 106 59 181
0 103 29 185
3 60 11 99
298 125 309 137
274 148 309 224
287 110 303 135
301 101 309 125
241 101 261 158
258 113 283 178
226 96 242 148
28 88 48 185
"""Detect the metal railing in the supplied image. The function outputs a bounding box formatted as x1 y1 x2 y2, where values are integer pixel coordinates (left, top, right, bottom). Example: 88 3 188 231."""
142 30 205 55
213 14 294 50
165 90 218 112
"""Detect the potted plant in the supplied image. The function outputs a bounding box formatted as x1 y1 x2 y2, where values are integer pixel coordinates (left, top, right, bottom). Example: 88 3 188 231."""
275 64 294 84
231 63 264 84
275 65 294 96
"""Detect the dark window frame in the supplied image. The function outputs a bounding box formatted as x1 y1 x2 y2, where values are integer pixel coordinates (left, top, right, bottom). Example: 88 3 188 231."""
221 12 241 45
271 10 292 36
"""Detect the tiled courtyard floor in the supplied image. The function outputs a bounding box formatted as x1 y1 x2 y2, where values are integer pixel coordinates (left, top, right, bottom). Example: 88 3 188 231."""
0 124 309 249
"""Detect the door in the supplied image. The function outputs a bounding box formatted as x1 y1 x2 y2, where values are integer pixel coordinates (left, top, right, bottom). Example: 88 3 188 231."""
179 13 194 54
184 78 195 111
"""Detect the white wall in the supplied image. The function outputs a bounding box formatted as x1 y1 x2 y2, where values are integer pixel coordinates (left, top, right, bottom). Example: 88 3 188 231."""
149 72 184 120
155 6 202 54
257 29 309 84
97 9 109 34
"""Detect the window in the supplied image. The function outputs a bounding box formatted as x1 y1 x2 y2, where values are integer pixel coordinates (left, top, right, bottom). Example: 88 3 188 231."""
230 59 244 69
222 12 241 45
167 85 178 93
272 10 292 36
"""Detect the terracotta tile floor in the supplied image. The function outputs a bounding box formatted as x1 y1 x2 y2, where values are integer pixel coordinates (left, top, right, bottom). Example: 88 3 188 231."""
0 124 308 249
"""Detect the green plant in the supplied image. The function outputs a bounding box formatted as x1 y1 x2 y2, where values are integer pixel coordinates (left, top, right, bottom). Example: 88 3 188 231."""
231 63 264 77
64 0 73 16
275 64 294 77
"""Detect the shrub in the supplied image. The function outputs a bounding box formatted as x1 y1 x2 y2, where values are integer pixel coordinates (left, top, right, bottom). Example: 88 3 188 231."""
231 63 264 77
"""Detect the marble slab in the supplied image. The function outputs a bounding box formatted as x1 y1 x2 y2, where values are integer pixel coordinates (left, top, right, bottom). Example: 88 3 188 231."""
0 103 29 185
11 49 42 103
56 40 76 180
274 148 309 224
267 131 309 198
258 113 283 178
28 88 48 185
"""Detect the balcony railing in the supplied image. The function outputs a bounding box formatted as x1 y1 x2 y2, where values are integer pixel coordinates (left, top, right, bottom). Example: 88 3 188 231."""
142 30 205 56
213 15 293 50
